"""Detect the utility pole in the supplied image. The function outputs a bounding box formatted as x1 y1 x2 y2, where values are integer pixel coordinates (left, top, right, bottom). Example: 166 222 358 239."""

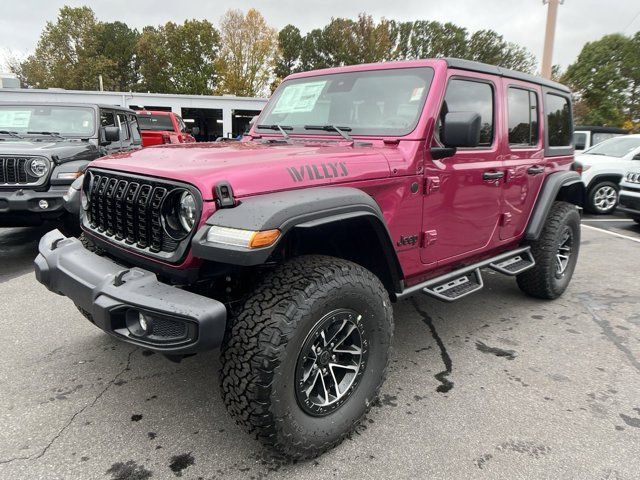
541 0 563 79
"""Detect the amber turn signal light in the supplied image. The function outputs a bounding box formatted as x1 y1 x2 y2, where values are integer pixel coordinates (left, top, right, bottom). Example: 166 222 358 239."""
249 229 281 248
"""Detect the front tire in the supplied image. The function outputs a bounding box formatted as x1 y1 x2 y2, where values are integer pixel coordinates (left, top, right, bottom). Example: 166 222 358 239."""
517 201 580 299
220 255 393 459
586 181 618 214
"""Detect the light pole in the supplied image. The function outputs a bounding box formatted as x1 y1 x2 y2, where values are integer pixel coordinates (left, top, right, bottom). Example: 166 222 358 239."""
541 0 563 79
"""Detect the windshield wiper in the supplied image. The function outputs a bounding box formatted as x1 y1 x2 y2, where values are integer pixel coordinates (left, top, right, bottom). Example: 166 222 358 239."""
257 124 293 141
304 124 353 142
27 131 65 140
0 130 23 139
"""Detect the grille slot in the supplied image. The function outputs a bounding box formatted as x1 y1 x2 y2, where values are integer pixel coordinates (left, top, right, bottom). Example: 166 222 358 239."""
0 157 42 186
85 171 193 256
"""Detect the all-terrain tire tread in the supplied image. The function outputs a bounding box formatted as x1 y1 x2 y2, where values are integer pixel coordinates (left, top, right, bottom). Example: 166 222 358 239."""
219 255 393 459
517 201 579 299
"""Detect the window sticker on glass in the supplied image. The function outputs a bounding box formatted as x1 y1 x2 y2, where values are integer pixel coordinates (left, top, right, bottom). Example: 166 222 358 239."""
410 87 424 102
272 81 327 114
0 110 31 129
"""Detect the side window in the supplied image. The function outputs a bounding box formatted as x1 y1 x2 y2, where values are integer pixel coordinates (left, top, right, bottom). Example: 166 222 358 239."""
116 113 130 141
546 93 571 147
129 115 141 144
100 110 115 127
442 78 494 147
507 87 539 147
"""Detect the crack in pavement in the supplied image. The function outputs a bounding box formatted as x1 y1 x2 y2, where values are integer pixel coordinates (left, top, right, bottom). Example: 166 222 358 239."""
0 347 137 466
578 294 640 374
410 298 454 393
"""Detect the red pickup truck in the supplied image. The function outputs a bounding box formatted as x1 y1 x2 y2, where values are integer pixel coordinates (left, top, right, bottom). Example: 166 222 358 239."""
137 110 197 147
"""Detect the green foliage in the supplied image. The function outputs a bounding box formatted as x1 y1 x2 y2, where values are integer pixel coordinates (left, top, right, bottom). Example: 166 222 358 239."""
563 33 640 128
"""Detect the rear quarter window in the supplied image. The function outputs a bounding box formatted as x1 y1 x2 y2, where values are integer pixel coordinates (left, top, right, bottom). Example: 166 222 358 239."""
546 93 572 147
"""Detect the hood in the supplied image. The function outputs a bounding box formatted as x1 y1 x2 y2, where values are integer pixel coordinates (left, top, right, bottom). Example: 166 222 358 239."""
89 140 392 200
0 139 99 163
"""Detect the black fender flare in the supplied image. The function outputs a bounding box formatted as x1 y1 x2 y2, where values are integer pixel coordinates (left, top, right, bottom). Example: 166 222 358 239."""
191 187 403 288
524 171 584 241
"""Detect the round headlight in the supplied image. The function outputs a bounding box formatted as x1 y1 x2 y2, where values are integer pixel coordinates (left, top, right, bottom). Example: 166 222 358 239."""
28 158 49 178
179 191 197 231
162 189 197 240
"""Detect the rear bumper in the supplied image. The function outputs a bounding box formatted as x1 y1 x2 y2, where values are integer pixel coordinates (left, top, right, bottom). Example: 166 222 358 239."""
34 229 227 354
0 187 67 226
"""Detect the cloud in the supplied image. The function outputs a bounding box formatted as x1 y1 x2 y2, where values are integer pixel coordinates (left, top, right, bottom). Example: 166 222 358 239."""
2 0 639 72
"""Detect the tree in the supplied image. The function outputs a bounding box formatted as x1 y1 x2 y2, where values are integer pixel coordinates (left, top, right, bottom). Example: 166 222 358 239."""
274 24 303 80
562 33 637 127
12 6 99 89
92 21 140 91
137 20 220 94
215 9 277 97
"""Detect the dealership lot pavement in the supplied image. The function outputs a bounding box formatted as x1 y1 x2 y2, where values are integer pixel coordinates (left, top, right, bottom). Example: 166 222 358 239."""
0 219 639 480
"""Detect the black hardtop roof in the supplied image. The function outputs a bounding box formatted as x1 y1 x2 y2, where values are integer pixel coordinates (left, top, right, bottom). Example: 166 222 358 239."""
575 125 629 134
443 58 571 93
0 101 137 114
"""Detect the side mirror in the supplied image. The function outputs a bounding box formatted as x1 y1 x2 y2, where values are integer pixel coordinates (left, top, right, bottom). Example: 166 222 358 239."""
100 126 120 145
633 153 640 160
191 126 200 136
441 112 482 148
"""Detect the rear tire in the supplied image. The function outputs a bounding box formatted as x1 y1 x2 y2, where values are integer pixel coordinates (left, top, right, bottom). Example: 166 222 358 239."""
517 201 580 299
586 181 618 214
220 255 393 459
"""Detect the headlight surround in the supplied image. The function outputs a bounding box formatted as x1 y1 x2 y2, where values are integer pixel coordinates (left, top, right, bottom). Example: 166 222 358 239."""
162 189 197 240
28 158 49 178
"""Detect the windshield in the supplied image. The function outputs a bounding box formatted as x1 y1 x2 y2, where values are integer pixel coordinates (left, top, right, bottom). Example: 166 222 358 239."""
257 67 434 137
138 114 174 131
583 136 640 158
0 105 95 137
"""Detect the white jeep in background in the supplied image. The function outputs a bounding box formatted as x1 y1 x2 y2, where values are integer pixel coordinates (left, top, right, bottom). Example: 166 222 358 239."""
575 134 640 214
618 170 640 224
574 126 628 153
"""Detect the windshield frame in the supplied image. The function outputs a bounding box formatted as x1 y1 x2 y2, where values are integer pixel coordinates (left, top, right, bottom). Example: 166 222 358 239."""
256 66 435 138
0 104 98 139
582 135 640 158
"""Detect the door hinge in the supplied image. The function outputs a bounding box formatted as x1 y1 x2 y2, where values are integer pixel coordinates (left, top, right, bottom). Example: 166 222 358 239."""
421 229 438 247
423 176 440 195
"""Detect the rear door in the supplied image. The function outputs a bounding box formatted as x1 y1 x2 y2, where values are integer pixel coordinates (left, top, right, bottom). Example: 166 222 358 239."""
421 72 504 265
499 81 545 240
116 112 135 151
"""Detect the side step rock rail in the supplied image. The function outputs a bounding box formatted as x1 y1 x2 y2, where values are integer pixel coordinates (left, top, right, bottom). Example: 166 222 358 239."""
398 247 535 302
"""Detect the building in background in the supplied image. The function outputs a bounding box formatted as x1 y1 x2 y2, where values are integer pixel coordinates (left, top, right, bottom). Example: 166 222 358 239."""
0 86 266 140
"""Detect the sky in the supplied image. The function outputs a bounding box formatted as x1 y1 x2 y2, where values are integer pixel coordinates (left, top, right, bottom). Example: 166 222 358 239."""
1 0 639 74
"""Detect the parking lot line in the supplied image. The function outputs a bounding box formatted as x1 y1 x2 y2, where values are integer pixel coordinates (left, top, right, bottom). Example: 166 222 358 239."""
581 223 640 243
581 219 634 222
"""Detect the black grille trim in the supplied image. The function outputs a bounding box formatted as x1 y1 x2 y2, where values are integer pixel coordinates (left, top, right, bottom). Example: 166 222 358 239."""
0 156 46 186
82 169 202 263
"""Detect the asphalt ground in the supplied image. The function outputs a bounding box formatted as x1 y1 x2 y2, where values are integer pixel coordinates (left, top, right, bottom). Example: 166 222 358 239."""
0 215 639 480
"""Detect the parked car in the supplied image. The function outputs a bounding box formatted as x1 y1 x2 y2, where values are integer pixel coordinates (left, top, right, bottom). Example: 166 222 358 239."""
137 110 197 147
0 102 141 229
574 125 628 152
35 58 583 459
575 134 640 214
617 170 640 224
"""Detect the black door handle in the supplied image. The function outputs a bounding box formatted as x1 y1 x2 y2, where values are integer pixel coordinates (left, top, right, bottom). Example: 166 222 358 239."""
483 171 505 180
527 165 545 175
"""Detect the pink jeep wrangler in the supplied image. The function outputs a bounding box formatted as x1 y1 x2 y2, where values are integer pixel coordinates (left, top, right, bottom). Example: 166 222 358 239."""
35 58 583 458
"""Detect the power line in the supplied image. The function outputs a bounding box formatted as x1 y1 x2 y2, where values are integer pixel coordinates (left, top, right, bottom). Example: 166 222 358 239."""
622 8 640 33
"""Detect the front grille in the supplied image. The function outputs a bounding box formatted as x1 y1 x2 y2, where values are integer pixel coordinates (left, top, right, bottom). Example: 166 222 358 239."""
0 157 41 185
86 170 191 255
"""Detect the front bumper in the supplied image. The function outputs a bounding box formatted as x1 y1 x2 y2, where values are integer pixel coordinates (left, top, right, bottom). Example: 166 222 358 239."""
0 187 68 226
34 229 227 354
618 189 640 218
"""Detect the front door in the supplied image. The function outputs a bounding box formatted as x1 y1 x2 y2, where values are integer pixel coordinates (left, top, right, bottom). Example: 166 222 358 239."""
421 73 504 265
500 81 546 240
